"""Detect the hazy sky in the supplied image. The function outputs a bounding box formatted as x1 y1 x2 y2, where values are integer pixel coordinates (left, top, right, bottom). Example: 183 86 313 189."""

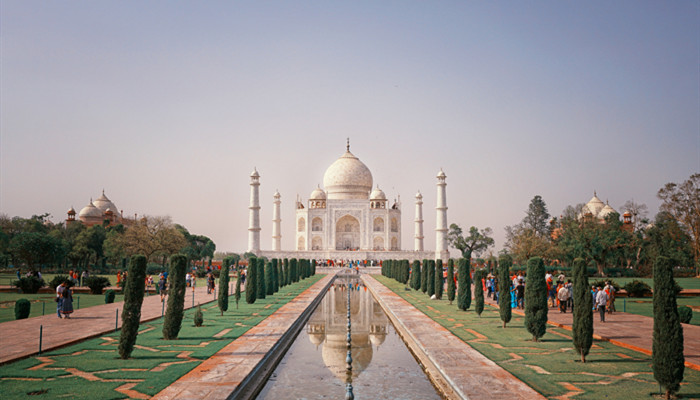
2 1 698 257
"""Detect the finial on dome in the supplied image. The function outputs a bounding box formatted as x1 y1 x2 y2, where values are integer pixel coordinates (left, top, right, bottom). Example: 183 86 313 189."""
346 137 350 152
594 190 597 197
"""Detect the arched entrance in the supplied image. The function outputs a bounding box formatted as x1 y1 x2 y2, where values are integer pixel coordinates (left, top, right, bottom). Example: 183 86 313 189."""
336 215 360 250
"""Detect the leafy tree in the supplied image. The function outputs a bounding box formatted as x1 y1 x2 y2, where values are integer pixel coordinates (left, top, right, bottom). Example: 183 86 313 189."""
118 255 147 358
457 258 471 310
474 269 485 316
122 216 186 262
421 259 428 293
427 259 435 297
411 260 421 290
644 212 694 270
652 256 685 399
218 257 230 315
9 231 63 270
498 254 512 328
447 224 494 261
572 258 593 362
103 228 126 268
163 254 187 340
524 257 548 341
657 173 700 275
434 259 443 299
256 258 266 300
505 225 553 265
446 259 455 304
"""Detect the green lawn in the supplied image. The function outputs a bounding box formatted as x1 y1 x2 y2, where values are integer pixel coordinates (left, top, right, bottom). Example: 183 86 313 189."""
376 276 700 400
0 274 324 399
0 292 126 323
0 273 119 287
618 296 700 326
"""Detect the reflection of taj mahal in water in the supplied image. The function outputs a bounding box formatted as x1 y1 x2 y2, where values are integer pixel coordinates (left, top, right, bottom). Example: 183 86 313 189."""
306 279 388 379
249 140 449 261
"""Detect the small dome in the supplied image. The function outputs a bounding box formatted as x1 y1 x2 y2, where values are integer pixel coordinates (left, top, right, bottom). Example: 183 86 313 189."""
437 169 446 178
105 208 114 215
79 201 103 218
370 186 386 200
598 203 617 220
415 191 422 199
250 168 260 178
623 211 632 217
93 191 118 214
310 186 327 200
309 332 325 346
584 192 605 217
322 144 373 200
273 190 281 199
67 207 76 215
369 332 387 346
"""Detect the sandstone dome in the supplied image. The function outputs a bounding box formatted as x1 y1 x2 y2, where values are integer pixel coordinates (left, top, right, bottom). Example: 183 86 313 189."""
79 201 102 218
584 193 605 216
323 147 373 200
93 191 118 214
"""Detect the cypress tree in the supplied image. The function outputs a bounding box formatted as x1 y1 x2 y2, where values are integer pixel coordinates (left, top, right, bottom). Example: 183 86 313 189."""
447 259 456 304
312 259 316 276
411 260 421 290
265 261 274 295
281 258 288 287
163 254 187 340
525 256 548 342
653 256 685 399
457 258 468 310
218 257 230 315
292 258 299 283
421 259 428 293
118 254 147 359
403 260 410 284
435 259 444 299
302 259 309 279
498 254 513 328
246 257 257 304
427 259 436 297
234 266 241 309
256 258 266 299
272 259 279 293
572 258 592 362
474 269 484 317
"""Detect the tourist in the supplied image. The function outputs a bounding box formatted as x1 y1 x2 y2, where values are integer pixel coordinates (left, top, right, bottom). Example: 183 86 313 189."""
81 270 88 286
557 283 570 313
56 281 67 318
159 274 168 302
595 287 608 322
191 274 196 292
515 279 525 309
207 273 215 294
61 281 74 319
185 271 192 287
591 286 598 311
566 280 573 311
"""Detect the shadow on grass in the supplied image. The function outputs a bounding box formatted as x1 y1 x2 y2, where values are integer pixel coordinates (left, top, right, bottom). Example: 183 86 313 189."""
589 358 647 363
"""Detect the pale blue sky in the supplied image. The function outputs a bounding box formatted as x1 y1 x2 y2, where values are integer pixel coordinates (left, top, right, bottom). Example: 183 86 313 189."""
2 1 698 256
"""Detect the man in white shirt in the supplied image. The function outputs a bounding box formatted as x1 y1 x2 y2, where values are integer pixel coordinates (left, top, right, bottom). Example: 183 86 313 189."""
56 281 66 318
595 287 608 322
557 285 570 313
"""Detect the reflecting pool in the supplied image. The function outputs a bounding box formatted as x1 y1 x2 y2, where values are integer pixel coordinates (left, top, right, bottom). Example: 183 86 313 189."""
257 276 442 399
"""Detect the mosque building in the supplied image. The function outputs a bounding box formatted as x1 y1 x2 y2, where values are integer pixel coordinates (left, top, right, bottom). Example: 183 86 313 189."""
250 141 448 261
66 190 124 227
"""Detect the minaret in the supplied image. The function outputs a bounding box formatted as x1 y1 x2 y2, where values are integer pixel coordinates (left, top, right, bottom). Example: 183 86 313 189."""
272 190 281 251
248 168 261 253
435 169 448 260
414 191 424 251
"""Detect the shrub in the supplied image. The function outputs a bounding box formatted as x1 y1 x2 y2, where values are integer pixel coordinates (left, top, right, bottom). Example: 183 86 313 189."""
591 279 621 292
246 257 257 304
14 298 31 320
457 258 471 311
678 306 693 324
12 276 45 294
498 254 512 328
162 254 187 340
572 258 593 362
84 276 111 294
194 305 203 327
49 275 69 290
211 268 220 278
623 280 652 297
118 255 147 359
104 289 116 304
525 257 548 342
652 256 684 399
446 259 455 304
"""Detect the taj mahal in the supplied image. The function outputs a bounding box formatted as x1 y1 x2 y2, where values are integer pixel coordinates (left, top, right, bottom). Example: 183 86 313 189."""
248 141 449 261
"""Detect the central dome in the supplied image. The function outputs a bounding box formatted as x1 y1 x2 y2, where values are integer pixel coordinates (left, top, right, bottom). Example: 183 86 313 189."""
323 146 373 200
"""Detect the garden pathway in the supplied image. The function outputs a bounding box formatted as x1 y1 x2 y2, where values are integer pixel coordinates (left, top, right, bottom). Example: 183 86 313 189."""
0 283 221 365
483 292 700 371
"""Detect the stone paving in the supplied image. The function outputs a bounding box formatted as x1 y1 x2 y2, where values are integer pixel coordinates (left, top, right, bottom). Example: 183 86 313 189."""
362 275 545 400
0 284 218 365
484 292 700 371
152 274 334 400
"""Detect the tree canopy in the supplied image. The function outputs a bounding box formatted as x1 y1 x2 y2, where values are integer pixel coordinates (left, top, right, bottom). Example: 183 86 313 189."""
447 224 494 260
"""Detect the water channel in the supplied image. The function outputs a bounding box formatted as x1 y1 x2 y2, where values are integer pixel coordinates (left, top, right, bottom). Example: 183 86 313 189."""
257 275 442 399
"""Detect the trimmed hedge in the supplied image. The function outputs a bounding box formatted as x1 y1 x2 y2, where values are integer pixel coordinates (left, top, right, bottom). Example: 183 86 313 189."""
14 298 31 320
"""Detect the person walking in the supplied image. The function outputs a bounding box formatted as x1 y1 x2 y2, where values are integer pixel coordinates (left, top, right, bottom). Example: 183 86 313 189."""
557 284 570 313
515 279 525 309
595 286 608 322
207 273 215 294
159 274 168 302
61 281 74 319
56 281 67 318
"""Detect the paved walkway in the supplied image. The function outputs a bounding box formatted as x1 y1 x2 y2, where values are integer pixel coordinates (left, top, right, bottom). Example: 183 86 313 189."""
152 274 334 400
363 275 544 400
484 292 700 371
0 283 219 365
